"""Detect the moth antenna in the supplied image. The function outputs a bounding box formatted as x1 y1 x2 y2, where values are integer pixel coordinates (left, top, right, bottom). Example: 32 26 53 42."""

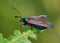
12 6 22 18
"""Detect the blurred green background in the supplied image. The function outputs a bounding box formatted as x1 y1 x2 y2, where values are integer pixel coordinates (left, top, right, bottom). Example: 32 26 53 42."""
0 0 60 43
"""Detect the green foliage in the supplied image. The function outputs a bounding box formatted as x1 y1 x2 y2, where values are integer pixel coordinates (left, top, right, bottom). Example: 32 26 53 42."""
0 29 37 43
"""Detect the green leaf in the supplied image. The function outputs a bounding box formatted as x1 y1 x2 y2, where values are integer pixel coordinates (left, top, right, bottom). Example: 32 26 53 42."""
0 33 8 43
8 35 16 40
0 29 37 43
14 30 21 36
16 37 31 43
26 30 37 39
0 33 3 39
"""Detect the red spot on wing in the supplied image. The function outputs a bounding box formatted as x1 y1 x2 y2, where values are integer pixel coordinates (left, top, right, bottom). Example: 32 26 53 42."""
28 20 34 24
44 23 49 27
38 21 42 24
